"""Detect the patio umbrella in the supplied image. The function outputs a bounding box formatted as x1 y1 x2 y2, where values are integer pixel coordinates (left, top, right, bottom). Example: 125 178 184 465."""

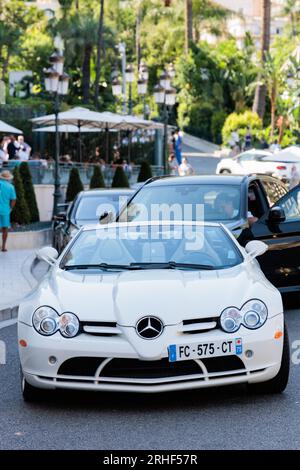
33 125 102 133
31 107 162 161
0 119 22 134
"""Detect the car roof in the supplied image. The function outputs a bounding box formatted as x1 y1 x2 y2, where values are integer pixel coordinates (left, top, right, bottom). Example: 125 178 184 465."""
79 188 134 197
239 149 273 156
145 175 248 187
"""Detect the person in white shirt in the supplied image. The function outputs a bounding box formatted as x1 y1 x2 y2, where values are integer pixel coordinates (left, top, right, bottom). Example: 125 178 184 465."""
178 157 194 177
289 165 300 190
17 135 31 160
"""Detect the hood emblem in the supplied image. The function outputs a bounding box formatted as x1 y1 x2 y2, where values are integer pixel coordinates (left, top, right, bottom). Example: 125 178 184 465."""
136 316 164 340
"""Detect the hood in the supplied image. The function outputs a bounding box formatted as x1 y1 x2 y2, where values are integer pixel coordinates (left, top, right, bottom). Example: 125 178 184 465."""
33 264 275 325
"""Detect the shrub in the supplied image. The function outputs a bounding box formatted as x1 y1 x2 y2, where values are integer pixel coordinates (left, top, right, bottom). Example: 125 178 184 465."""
211 111 227 145
137 160 152 182
11 167 30 225
66 167 84 202
90 165 105 189
178 100 214 140
111 166 129 188
222 111 262 146
19 162 40 223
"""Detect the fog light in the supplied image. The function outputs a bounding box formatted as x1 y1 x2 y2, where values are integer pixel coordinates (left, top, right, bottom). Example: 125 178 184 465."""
245 349 254 358
49 356 57 365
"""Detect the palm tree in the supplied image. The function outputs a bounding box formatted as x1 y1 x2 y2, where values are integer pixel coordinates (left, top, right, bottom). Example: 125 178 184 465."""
94 0 105 107
185 0 193 53
253 0 271 119
282 0 300 36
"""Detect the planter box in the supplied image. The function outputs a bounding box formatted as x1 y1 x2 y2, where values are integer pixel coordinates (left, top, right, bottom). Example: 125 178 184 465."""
6 228 52 250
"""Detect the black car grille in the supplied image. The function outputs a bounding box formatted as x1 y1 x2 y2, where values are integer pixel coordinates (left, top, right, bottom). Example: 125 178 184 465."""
57 355 245 380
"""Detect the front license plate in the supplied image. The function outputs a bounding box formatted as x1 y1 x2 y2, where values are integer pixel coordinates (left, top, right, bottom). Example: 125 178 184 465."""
168 338 243 362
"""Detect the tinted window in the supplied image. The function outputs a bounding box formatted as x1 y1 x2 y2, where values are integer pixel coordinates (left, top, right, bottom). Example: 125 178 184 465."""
261 180 287 206
75 193 132 222
120 184 241 222
277 186 300 222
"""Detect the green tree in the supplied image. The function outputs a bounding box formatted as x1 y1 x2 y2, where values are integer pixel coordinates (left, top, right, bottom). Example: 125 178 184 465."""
222 111 262 147
66 168 84 202
138 160 152 182
111 166 129 188
11 167 30 226
19 162 40 223
253 0 271 119
90 165 105 188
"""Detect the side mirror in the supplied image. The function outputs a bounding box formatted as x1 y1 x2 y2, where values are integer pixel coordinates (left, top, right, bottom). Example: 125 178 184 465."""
99 211 114 224
268 206 286 225
36 246 59 266
245 240 268 259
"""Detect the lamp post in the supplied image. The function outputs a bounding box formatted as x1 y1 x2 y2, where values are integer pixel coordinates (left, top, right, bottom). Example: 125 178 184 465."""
154 69 176 174
44 49 69 218
112 59 149 116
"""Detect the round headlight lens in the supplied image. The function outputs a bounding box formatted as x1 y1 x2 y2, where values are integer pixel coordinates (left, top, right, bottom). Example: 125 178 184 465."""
242 300 268 329
58 313 80 338
220 308 242 333
33 306 58 336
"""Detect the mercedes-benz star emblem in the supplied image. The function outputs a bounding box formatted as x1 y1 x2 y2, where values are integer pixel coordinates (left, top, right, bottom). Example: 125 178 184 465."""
136 316 164 340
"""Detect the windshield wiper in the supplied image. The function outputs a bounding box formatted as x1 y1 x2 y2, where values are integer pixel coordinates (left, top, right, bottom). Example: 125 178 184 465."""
129 262 214 270
63 263 141 271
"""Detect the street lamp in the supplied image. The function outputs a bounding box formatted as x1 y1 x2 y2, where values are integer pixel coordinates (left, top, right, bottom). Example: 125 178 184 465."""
125 64 135 114
154 70 176 174
44 49 69 218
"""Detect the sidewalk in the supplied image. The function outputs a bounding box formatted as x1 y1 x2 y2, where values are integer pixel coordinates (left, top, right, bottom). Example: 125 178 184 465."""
0 249 37 320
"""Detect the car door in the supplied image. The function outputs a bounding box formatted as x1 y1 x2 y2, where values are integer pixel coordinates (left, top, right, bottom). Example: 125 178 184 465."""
250 185 300 291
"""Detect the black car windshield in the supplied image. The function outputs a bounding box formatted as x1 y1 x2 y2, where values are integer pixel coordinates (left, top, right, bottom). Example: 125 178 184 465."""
118 184 241 223
75 193 132 222
60 224 243 271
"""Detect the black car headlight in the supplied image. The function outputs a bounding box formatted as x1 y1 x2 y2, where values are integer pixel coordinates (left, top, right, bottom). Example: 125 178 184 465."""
220 300 268 333
32 307 80 338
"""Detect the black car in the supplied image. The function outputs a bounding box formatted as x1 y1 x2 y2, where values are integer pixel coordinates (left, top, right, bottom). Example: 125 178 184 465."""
117 174 300 293
53 188 134 252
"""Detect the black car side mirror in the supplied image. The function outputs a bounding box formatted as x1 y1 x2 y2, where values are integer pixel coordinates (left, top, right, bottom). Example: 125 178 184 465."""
267 206 286 225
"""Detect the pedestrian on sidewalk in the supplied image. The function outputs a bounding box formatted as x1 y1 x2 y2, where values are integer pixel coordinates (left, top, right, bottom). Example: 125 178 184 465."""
0 171 16 252
178 157 195 177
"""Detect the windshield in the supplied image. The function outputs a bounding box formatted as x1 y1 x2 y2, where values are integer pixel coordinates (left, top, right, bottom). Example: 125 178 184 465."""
118 184 241 223
75 193 132 222
60 224 243 271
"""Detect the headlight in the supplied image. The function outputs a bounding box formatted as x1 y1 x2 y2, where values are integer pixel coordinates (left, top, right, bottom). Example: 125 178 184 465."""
220 299 268 333
32 307 80 338
33 306 58 336
220 307 242 333
242 300 268 329
58 312 80 338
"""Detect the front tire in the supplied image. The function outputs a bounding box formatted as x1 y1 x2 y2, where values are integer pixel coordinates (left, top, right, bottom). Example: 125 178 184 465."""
220 169 231 174
247 323 290 394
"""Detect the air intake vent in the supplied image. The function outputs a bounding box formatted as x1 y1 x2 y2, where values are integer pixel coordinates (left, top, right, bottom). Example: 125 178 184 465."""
82 321 121 336
179 317 218 334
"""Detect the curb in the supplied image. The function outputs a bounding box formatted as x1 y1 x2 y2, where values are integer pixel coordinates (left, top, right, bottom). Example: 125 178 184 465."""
0 252 38 323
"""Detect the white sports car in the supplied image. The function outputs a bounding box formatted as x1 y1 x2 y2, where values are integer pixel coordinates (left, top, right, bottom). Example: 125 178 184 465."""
216 149 298 181
18 221 289 401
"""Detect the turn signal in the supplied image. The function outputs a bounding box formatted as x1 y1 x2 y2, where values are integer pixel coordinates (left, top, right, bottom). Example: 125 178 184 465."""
19 339 27 348
274 331 283 340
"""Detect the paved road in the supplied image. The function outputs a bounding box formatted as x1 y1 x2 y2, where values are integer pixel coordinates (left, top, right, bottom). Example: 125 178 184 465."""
0 303 300 450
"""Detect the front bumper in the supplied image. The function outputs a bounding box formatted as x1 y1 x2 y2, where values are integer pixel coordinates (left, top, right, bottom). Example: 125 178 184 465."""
18 314 284 394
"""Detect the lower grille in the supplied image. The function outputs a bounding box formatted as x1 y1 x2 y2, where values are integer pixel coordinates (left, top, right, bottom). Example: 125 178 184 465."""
58 357 106 376
57 355 245 381
102 358 201 379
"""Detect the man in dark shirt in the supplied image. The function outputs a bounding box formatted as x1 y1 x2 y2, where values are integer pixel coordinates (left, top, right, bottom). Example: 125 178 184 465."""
7 135 18 159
